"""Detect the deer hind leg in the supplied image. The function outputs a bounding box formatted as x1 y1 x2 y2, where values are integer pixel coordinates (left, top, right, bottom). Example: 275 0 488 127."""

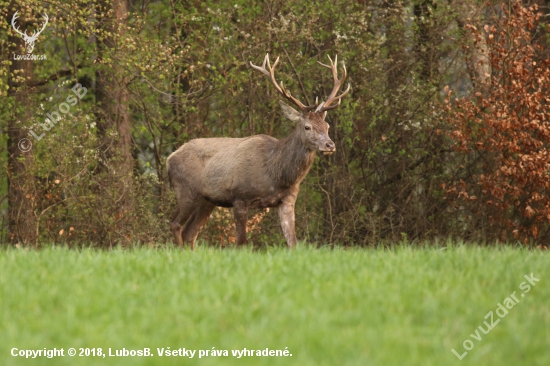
170 197 198 248
182 199 215 249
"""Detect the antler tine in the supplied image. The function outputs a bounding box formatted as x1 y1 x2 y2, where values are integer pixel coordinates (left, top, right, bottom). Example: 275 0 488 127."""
250 53 317 113
250 53 270 77
267 56 285 95
250 54 283 95
316 54 351 113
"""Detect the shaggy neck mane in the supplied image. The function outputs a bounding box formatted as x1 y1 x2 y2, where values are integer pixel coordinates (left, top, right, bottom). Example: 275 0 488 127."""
267 127 315 187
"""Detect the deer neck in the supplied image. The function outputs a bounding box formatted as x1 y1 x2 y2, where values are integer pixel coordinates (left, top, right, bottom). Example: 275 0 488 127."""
268 128 315 187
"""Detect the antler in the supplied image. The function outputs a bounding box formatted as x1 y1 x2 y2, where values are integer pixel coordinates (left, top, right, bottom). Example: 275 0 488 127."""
11 11 26 38
250 54 317 113
315 55 351 113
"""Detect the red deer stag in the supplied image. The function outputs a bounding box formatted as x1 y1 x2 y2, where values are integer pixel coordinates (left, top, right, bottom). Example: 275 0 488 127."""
167 54 350 248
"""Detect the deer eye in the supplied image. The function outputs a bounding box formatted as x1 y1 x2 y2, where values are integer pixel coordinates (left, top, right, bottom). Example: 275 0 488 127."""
305 126 311 131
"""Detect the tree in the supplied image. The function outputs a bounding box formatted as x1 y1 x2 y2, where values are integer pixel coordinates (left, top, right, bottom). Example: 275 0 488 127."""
445 1 550 243
452 0 492 95
6 7 37 244
94 0 134 239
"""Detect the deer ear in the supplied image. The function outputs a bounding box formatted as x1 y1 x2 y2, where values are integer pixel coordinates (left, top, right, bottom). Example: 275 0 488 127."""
279 101 302 123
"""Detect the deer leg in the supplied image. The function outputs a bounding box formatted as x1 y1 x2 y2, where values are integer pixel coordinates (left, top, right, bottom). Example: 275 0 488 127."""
170 199 197 248
182 199 215 249
170 207 184 247
278 196 297 248
233 201 248 246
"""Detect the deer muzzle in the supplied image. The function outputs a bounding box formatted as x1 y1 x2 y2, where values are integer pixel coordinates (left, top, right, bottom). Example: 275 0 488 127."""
321 140 336 155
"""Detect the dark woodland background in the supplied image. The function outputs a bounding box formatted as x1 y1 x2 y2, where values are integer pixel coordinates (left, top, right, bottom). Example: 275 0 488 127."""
1 0 549 247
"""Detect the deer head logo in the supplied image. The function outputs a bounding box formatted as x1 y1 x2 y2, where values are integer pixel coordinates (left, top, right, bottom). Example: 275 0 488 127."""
11 11 49 54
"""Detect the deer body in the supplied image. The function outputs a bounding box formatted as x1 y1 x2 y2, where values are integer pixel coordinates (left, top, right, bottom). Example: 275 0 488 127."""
171 134 313 209
168 54 350 248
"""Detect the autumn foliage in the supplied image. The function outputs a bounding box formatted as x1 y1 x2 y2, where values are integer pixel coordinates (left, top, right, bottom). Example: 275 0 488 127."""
445 1 550 243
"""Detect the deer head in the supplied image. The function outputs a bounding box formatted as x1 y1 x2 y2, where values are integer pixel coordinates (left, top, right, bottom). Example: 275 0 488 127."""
11 11 49 54
250 54 350 155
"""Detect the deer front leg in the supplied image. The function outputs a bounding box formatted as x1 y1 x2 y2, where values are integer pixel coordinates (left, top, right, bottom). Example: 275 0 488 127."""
233 201 248 246
278 195 297 248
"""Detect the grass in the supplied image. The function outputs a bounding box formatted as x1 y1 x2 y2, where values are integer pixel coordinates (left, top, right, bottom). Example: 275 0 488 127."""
1 244 549 365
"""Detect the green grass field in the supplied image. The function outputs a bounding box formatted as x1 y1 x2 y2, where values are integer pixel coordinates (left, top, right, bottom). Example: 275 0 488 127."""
1 244 549 365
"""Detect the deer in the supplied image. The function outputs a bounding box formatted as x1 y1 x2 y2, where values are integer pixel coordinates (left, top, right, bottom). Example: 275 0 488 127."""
11 11 49 54
167 53 350 249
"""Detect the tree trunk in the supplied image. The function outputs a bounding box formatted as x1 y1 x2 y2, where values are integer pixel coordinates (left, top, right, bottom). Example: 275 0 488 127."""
414 0 439 84
383 0 407 90
7 10 36 245
453 0 491 94
95 0 133 241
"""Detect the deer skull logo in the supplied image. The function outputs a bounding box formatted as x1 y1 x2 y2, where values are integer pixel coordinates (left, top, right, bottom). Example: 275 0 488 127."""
11 11 49 54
